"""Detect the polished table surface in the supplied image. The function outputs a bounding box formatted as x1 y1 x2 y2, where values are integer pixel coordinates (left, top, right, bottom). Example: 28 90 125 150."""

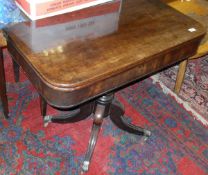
3 0 205 108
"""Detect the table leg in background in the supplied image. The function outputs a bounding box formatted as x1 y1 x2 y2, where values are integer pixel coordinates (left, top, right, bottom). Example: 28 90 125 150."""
0 48 9 118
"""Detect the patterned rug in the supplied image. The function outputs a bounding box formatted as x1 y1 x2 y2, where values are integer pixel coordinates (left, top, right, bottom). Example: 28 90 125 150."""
0 50 208 174
155 55 208 124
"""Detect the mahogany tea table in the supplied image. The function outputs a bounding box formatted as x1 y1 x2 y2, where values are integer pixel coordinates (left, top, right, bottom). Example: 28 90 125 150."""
2 0 205 172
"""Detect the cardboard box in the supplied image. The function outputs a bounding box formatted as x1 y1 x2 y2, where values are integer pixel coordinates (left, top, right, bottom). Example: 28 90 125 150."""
12 0 121 52
15 0 113 20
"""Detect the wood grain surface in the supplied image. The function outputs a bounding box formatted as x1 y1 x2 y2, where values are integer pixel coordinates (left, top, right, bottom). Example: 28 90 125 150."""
4 0 206 108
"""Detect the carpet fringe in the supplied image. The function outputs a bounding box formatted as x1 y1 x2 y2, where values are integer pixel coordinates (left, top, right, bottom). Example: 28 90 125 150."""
151 74 208 127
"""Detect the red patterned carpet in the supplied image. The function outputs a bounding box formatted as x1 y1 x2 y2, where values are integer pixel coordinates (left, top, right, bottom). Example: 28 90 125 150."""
155 55 208 124
0 50 208 174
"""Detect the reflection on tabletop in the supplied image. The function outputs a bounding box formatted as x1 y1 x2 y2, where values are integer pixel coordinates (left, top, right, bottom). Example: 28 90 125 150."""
5 0 121 53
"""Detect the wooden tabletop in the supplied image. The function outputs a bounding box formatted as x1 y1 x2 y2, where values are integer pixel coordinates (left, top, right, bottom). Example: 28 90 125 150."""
4 0 205 108
0 30 7 48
